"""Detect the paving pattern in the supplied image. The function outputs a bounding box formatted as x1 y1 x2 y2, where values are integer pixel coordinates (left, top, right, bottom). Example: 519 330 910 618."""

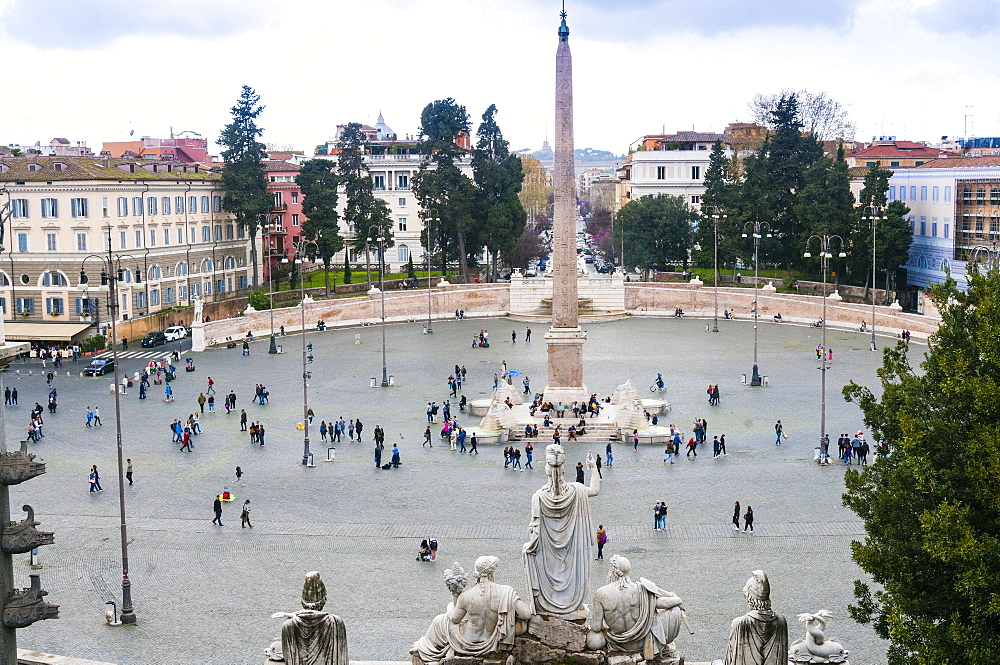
4 316 920 664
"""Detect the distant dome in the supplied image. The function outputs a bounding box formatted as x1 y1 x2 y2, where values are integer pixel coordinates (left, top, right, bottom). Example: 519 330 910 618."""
375 112 394 140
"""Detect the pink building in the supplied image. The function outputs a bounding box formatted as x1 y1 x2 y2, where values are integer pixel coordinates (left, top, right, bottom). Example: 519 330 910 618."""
263 161 303 283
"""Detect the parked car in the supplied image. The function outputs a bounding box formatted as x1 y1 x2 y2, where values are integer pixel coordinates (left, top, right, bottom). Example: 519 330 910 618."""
84 359 115 376
525 266 538 277
140 332 167 348
164 326 188 341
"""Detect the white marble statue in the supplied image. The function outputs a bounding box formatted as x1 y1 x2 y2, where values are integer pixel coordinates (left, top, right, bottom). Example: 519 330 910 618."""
411 557 531 664
193 297 204 324
723 570 788 665
789 610 849 663
586 555 686 660
271 572 348 665
522 444 601 619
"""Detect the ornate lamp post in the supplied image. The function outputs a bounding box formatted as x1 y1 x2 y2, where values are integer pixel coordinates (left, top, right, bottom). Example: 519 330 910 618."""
366 228 390 387
804 234 847 458
282 238 319 466
257 212 282 354
426 210 439 334
969 240 1000 272
78 244 144 626
861 205 887 351
710 208 726 333
741 221 772 386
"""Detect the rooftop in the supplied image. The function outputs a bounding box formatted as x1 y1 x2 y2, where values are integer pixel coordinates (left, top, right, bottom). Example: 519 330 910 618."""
915 155 1000 169
0 155 220 182
853 141 951 157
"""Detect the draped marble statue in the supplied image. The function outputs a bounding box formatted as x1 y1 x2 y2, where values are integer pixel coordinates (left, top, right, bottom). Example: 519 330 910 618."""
723 570 788 665
522 444 600 619
272 572 348 665
412 557 531 664
586 555 686 660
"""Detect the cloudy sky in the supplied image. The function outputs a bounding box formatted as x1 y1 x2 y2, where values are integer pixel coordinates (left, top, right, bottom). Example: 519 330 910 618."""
2 0 999 156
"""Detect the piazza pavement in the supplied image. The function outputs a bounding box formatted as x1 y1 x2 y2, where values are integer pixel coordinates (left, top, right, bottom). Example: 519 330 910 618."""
4 314 918 664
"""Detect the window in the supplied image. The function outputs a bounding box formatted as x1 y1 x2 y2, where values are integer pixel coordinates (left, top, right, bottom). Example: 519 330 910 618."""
147 197 157 216
149 229 156 247
203 258 214 272
16 233 27 253
41 198 58 218
42 270 68 286
214 224 222 241
119 231 127 249
216 278 226 294
75 297 96 316
962 216 971 231
70 197 89 218
45 298 64 315
945 186 952 203
224 256 236 270
133 197 143 216
225 224 234 239
888 186 896 200
190 227 196 243
46 233 57 252
691 166 701 179
992 188 1000 205
691 195 701 204
162 196 171 215
117 197 128 217
150 289 160 306
178 261 189 276
179 284 188 301
920 217 926 236
976 216 984 233
398 217 407 232
76 233 87 251
191 282 201 298
135 229 142 248
238 275 248 290
890 161 900 167
656 166 666 180
135 291 147 309
397 244 409 262
212 195 222 213
920 186 927 202
201 196 209 213
932 186 939 202
273 192 284 208
866 161 876 167
202 226 210 242
163 228 170 245
177 228 183 244
915 161 924 167
292 214 299 227
27 164 38 173
931 220 938 237
102 197 109 218
373 174 385 190
189 196 197 215
900 186 906 202
11 199 28 218
204 280 212 296
944 221 950 238
910 186 916 201
53 162 64 172
164 287 175 304
16 297 34 315
237 225 245 239
176 196 184 214
398 197 406 206
291 192 299 204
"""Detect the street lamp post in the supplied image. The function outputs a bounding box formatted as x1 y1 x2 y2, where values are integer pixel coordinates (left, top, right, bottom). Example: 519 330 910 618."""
969 240 1000 272
861 205 887 351
804 234 847 459
426 211 438 333
710 208 726 333
282 239 318 465
366 229 389 387
79 245 143 625
268 289 277 354
741 221 772 386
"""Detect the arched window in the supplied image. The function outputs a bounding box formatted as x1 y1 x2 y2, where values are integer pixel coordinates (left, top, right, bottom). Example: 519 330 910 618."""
0 271 10 286
201 258 214 273
918 256 927 269
940 258 950 272
177 261 189 276
224 256 236 270
39 270 69 287
148 265 163 280
397 244 409 262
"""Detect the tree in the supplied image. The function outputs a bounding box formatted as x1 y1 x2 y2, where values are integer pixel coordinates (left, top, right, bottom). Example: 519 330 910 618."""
337 122 393 285
842 266 1000 665
505 228 549 271
692 141 739 272
585 207 615 262
414 98 476 282
472 105 526 281
406 254 417 279
220 85 270 289
296 159 344 296
749 89 857 140
615 195 693 274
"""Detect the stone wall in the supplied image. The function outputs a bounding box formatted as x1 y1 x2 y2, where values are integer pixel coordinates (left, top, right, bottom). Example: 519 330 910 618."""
510 273 625 316
625 283 940 338
201 284 510 343
113 296 248 343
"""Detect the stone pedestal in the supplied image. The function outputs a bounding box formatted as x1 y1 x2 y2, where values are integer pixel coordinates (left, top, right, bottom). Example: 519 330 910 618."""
191 323 206 353
543 327 588 405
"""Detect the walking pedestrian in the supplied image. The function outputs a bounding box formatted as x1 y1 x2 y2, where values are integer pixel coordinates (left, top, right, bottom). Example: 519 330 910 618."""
595 453 603 478
732 501 741 531
240 409 248 431
719 434 727 456
658 503 668 530
206 377 215 394
126 458 133 486
89 468 98 493
595 524 608 560
605 442 613 467
198 393 206 413
391 444 401 468
355 418 363 440
257 423 266 446
575 461 585 483
423 426 432 448
511 329 516 344
235 466 244 485
212 495 224 525
525 327 531 342
10 388 17 405
633 429 639 450
93 406 102 426
653 502 661 530
374 441 384 468
92 465 103 492
207 393 214 412
241 499 253 528
774 420 784 445
469 432 478 454
743 506 754 532
180 429 193 452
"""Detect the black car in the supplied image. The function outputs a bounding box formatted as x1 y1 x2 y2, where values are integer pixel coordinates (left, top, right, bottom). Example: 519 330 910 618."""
141 332 166 348
83 359 115 376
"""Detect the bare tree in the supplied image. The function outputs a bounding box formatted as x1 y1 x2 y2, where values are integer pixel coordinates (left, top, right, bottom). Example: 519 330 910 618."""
748 89 857 141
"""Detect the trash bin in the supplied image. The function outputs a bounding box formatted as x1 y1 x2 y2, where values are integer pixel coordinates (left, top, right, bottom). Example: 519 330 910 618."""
762 376 769 386
741 373 747 386
389 375 395 386
370 377 377 388
277 345 283 354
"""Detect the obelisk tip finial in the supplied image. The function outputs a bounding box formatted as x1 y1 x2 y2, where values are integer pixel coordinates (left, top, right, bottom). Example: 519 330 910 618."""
558 1 569 40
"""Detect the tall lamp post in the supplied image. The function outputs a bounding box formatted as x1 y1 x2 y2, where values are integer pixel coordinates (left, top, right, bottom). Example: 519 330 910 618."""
861 205 887 351
256 212 281 354
741 221 772 386
367 228 390 387
804 234 847 459
426 210 439 333
282 238 318 466
78 244 144 625
969 240 1000 272
710 208 726 333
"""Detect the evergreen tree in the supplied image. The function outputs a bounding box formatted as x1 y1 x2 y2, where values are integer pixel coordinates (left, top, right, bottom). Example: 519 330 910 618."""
472 104 526 282
296 159 343 296
219 85 270 289
693 141 738 273
615 195 693 274
337 122 393 284
843 266 1000 665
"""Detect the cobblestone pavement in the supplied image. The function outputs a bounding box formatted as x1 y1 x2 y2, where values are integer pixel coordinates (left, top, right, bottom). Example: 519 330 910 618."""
6 316 919 664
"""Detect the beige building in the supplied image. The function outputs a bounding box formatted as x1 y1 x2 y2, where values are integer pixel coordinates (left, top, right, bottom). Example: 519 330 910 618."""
0 155 252 340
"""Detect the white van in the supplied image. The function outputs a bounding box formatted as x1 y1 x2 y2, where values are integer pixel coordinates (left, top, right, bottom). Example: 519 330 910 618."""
164 326 188 341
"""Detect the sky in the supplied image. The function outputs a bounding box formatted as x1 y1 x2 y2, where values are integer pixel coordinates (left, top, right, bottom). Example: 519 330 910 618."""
2 0 999 157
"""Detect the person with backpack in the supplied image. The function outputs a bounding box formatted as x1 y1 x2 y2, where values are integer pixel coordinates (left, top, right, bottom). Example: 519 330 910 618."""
595 525 608 560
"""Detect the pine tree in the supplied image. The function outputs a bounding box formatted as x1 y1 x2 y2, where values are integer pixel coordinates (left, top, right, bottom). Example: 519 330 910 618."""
337 122 392 286
296 159 343 296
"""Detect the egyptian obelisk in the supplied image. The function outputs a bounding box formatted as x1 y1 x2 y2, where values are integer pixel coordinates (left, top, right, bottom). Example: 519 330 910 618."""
544 4 588 405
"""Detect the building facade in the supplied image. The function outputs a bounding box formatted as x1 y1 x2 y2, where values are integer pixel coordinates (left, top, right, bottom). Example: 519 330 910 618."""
263 161 303 281
103 132 211 163
616 131 731 211
0 155 251 335
888 156 1000 299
